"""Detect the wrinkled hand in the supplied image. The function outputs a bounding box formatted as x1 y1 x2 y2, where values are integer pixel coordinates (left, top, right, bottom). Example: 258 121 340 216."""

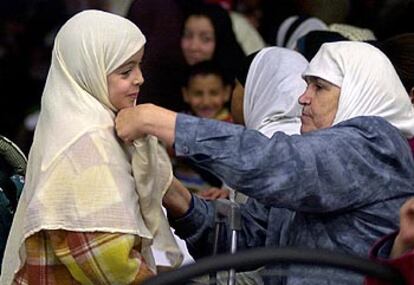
391 198 414 258
198 187 230 200
115 106 146 144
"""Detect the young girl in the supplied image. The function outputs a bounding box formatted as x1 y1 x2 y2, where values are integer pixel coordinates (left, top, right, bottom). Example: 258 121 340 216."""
1 10 181 284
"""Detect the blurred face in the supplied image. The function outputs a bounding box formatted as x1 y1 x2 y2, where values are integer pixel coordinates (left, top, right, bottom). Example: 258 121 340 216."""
107 48 144 110
231 79 245 125
298 76 340 133
181 15 216 65
182 74 230 118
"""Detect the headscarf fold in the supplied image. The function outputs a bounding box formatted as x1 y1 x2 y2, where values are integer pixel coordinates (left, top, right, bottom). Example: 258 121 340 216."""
244 47 308 137
1 10 181 284
303 41 414 138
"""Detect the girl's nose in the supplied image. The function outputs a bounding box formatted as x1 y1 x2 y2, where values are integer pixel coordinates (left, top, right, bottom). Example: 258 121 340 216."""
133 70 144 86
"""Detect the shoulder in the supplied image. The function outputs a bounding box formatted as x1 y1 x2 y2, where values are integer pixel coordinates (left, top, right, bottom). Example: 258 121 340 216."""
311 116 404 141
334 116 407 145
299 116 409 155
336 116 398 132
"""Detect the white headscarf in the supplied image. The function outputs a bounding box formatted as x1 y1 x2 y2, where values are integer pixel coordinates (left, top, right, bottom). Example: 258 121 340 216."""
303 41 414 138
244 47 308 137
276 16 328 49
1 10 181 283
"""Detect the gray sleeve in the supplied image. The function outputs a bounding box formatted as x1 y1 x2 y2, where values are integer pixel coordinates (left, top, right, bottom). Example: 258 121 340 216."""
174 114 414 213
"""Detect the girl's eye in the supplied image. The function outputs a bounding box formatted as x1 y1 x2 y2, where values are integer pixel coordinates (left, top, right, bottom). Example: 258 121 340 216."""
121 69 132 76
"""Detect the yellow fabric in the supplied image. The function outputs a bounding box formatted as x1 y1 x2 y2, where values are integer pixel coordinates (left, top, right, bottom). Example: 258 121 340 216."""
15 230 155 285
50 232 143 284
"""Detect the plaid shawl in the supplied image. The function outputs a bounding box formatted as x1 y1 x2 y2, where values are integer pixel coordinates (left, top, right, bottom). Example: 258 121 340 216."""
13 230 155 284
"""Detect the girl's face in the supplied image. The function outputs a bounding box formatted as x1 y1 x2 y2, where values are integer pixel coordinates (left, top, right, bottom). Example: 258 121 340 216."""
181 15 216 65
107 48 144 110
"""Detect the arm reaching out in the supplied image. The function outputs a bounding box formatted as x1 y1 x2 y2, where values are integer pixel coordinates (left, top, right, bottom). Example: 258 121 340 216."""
115 104 177 146
163 177 193 218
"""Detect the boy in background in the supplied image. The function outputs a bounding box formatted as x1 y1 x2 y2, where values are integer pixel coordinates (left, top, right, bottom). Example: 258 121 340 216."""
174 60 232 199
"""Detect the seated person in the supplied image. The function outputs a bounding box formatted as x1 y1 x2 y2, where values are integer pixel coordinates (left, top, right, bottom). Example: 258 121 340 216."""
0 10 182 285
115 41 414 284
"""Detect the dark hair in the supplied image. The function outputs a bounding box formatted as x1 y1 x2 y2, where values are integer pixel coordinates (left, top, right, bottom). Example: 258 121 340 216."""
235 50 260 87
182 2 245 82
296 30 348 61
376 33 414 93
183 60 228 87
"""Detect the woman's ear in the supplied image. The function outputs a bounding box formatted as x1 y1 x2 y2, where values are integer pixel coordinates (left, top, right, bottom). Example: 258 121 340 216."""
410 87 414 105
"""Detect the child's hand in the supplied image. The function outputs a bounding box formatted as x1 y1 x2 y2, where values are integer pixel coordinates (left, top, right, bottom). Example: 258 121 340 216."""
391 198 414 258
199 187 230 200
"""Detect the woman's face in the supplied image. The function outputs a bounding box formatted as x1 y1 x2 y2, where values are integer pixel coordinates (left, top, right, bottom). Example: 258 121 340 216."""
298 76 340 133
107 48 144 110
181 15 216 65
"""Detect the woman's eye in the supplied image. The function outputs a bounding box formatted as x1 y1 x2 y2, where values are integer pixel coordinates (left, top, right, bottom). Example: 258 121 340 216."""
201 36 213 43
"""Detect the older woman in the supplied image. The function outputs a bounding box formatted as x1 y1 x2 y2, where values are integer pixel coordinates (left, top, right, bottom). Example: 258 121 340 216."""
116 42 414 284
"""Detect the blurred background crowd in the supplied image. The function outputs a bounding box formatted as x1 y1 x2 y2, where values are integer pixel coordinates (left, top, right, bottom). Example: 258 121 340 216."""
1 0 413 155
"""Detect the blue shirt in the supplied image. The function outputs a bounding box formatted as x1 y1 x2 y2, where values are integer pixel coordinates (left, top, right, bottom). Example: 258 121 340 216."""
170 114 414 284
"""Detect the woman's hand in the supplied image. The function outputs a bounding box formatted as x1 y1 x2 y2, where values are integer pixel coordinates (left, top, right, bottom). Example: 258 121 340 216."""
115 104 177 146
115 105 148 143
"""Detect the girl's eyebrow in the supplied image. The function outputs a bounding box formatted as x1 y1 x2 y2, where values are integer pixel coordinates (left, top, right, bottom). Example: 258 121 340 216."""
121 60 137 67
116 60 138 71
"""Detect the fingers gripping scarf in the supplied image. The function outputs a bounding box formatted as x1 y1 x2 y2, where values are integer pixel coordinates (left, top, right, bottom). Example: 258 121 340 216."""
1 10 181 284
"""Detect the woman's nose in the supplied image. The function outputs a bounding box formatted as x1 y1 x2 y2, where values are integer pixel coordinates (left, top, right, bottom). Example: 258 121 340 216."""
189 38 201 51
298 86 311 105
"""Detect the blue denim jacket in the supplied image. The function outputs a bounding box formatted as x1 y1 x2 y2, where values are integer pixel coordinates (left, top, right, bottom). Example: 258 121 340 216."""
170 114 414 284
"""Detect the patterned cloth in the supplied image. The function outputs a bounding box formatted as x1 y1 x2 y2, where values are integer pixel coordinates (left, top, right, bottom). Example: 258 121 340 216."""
13 230 155 285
